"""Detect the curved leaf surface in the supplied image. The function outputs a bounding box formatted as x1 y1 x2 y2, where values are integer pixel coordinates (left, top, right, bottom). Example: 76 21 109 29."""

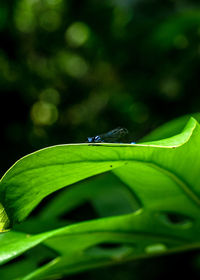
0 118 199 224
0 117 200 279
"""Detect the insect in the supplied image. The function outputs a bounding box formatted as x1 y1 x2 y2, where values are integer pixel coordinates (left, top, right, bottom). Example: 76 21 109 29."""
87 127 129 143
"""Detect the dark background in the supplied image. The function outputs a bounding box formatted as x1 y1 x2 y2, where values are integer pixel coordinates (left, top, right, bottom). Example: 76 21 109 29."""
0 0 200 279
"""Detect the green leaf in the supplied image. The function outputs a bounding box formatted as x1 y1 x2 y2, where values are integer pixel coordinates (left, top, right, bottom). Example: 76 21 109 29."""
140 112 200 142
0 117 198 224
0 145 124 223
0 231 51 265
0 203 10 232
1 116 200 279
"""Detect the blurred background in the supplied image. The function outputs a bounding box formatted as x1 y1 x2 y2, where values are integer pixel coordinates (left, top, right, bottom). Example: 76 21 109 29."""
1 0 200 279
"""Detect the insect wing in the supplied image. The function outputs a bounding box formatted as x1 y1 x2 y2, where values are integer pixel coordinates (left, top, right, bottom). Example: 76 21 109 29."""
98 127 128 142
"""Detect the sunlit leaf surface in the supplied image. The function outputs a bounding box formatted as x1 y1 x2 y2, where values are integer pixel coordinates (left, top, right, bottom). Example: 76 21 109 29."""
0 117 200 279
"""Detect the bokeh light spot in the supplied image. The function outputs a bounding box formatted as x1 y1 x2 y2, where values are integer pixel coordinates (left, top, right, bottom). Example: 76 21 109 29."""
160 78 181 99
65 22 90 47
111 7 132 38
31 101 58 126
58 51 88 78
14 0 35 32
40 88 60 105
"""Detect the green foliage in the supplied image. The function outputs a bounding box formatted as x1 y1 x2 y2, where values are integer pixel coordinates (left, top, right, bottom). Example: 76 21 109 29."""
0 115 200 279
1 0 200 278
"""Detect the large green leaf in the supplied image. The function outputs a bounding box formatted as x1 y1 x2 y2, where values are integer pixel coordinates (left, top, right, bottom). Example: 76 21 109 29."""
0 116 200 279
140 112 200 142
0 117 199 224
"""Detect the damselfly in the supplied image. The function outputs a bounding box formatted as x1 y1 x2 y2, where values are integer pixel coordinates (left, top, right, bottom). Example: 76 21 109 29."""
87 127 129 143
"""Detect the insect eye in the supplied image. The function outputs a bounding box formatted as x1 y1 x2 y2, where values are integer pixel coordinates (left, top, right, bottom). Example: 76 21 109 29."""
94 136 101 141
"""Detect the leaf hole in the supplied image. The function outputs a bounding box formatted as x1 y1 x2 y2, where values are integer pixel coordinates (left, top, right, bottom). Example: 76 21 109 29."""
2 254 27 266
37 256 55 268
158 212 193 228
96 242 123 249
56 172 142 223
31 244 57 269
17 172 142 233
60 201 99 222
0 244 57 279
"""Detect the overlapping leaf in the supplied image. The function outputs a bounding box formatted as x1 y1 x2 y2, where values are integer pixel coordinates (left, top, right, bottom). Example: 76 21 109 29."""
0 116 200 279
